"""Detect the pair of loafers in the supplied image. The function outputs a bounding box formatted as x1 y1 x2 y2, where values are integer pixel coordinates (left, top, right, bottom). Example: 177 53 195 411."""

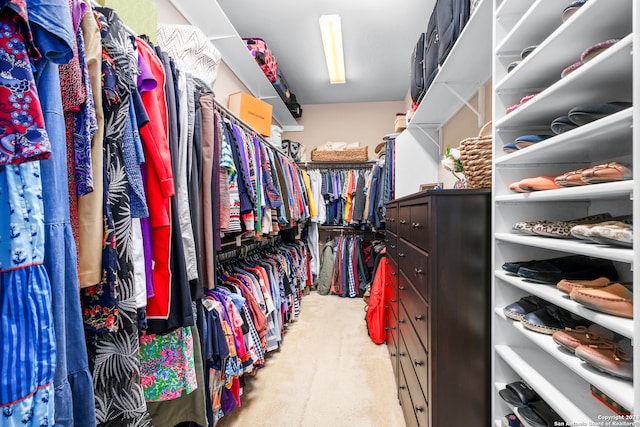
560 39 620 78
571 283 633 319
512 213 612 239
571 219 633 247
551 102 631 134
552 324 632 380
503 134 553 154
502 254 618 284
554 162 632 186
504 294 590 335
557 276 633 318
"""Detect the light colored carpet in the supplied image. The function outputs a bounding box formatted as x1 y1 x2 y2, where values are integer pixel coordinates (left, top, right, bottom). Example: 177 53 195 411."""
216 291 406 427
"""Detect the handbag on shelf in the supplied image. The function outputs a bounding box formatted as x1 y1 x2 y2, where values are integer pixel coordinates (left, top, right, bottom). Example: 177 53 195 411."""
459 121 492 189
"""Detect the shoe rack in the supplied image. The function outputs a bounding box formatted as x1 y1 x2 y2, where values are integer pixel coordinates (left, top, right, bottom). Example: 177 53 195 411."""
491 0 636 425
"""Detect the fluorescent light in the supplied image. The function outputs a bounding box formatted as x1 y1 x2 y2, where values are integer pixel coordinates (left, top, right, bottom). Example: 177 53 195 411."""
319 14 346 84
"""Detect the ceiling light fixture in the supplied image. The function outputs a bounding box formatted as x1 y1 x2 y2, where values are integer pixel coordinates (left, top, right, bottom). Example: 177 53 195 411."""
319 14 346 84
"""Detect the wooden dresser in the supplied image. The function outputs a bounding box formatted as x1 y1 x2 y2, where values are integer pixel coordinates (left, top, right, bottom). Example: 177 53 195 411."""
385 190 491 427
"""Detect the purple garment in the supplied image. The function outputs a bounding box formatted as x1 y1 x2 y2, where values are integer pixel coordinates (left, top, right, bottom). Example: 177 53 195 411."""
70 0 86 31
137 51 157 92
232 125 255 204
141 168 155 298
73 28 96 197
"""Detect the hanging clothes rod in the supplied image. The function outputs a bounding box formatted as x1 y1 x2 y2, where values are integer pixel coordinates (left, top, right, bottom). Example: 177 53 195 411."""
217 235 282 261
212 99 289 158
298 160 378 169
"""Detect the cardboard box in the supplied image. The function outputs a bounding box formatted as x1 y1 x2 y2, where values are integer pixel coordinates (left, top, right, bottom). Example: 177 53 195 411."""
228 92 273 137
394 114 407 132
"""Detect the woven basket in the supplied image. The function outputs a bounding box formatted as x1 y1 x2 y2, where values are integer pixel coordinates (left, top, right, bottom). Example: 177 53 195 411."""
310 147 368 162
459 121 492 189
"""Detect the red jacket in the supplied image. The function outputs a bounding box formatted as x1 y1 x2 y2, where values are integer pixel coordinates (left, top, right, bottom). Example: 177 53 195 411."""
136 38 175 319
366 254 391 344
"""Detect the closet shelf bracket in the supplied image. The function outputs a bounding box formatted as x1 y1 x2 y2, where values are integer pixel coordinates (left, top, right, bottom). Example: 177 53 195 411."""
442 82 485 127
413 126 439 149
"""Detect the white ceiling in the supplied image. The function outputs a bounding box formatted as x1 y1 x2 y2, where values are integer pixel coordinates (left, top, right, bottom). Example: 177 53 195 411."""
217 0 432 105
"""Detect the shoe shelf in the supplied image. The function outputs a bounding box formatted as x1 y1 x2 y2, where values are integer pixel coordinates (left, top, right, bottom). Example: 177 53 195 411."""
494 233 633 264
494 107 633 166
494 180 633 202
495 33 633 129
492 0 636 422
495 345 620 423
496 270 634 338
496 0 632 92
495 308 634 410
407 0 492 131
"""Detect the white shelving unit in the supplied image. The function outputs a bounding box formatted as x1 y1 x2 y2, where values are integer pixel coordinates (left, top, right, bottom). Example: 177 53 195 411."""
395 0 493 198
492 0 637 425
167 0 303 132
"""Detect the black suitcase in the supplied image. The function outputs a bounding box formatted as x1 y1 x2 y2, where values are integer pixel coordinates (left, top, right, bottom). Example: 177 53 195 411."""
410 11 439 104
435 0 471 65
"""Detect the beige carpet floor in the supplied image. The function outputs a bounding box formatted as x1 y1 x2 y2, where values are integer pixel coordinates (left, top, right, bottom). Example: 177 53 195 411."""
216 291 406 427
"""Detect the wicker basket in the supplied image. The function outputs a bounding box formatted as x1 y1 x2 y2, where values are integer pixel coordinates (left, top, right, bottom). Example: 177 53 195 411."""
310 146 368 162
459 121 492 189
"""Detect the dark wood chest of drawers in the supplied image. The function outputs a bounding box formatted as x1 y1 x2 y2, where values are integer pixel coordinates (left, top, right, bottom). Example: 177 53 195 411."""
385 190 491 427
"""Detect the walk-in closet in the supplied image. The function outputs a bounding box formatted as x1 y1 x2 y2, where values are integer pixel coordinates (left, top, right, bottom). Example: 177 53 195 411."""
1 0 636 426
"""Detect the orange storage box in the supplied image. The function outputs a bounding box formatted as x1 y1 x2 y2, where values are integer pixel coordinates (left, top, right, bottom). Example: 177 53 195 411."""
227 92 273 137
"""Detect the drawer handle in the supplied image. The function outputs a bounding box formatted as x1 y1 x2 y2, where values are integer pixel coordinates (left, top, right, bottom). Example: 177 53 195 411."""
414 359 424 367
415 314 424 321
391 299 398 303
384 327 389 330
414 268 423 275
391 272 398 276
391 326 397 330
411 222 422 229
399 352 406 357
415 406 425 412
399 319 406 324
398 252 405 257
390 244 396 249
400 219 407 224
399 286 406 291
399 385 406 390
384 305 389 309
391 352 396 357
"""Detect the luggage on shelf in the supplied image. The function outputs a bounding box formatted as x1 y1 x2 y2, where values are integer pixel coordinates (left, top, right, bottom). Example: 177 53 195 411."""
435 0 471 65
273 68 303 118
410 0 472 105
243 37 278 82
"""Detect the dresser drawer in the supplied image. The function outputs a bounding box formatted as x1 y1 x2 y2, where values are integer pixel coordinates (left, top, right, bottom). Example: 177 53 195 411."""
398 206 411 240
398 239 430 300
403 353 429 427
409 204 430 251
386 205 398 234
398 361 420 427
399 300 429 399
386 315 398 379
386 231 398 262
399 275 429 351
